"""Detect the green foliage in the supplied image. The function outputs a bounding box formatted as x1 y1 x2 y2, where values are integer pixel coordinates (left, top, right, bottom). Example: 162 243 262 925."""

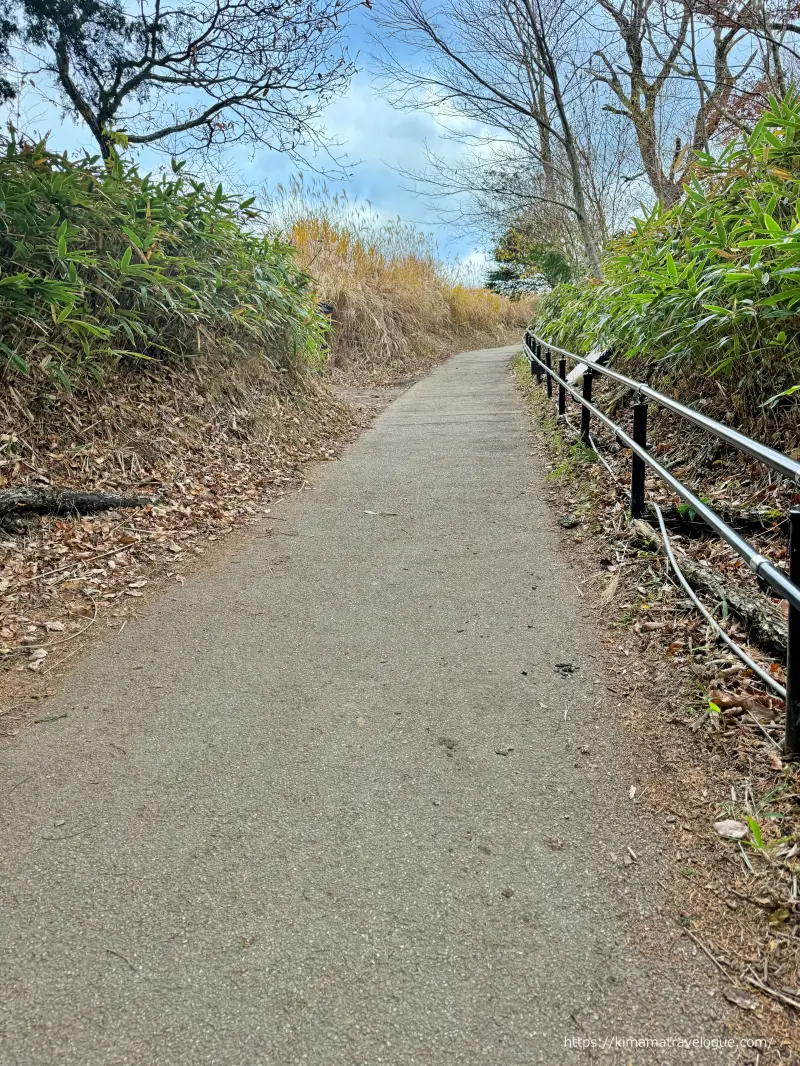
0 135 323 386
746 816 766 850
493 226 573 290
532 94 800 435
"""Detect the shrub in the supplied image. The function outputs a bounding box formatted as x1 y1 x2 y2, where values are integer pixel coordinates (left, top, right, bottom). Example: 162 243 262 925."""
0 136 323 388
533 94 800 439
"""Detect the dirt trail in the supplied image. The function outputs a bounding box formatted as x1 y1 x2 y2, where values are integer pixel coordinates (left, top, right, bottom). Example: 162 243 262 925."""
0 346 736 1064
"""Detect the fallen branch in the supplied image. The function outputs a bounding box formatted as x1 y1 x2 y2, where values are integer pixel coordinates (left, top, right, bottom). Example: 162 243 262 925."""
0 487 149 524
744 970 800 1010
632 518 788 660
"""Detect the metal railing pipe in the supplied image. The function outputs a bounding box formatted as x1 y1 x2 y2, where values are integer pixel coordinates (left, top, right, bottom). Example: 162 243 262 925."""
528 332 800 484
523 338 800 613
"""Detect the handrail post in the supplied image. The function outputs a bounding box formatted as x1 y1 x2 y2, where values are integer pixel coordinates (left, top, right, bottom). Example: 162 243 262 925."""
535 342 543 383
545 349 552 398
558 358 566 417
580 367 593 445
631 399 648 519
786 508 800 756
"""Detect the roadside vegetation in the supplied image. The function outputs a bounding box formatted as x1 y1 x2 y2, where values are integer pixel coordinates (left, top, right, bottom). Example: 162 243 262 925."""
531 95 800 444
269 180 532 381
0 136 324 389
514 354 800 1056
512 106 800 1041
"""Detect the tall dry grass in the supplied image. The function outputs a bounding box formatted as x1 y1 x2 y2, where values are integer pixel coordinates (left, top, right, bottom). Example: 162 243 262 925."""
267 180 534 380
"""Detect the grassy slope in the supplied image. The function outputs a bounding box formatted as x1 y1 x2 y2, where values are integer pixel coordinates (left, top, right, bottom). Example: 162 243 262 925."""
533 95 800 447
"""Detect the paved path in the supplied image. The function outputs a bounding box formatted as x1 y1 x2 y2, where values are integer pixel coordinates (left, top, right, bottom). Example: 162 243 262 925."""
1 347 731 1064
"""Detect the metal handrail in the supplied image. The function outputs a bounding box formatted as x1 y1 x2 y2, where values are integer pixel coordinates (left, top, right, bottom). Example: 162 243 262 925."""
527 330 800 484
521 330 800 755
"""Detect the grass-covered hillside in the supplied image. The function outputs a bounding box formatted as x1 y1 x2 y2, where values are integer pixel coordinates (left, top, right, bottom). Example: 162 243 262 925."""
0 142 528 394
533 95 800 445
271 181 533 381
0 136 322 390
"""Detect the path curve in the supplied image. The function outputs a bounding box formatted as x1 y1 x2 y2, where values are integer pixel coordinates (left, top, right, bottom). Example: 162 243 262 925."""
0 347 731 1064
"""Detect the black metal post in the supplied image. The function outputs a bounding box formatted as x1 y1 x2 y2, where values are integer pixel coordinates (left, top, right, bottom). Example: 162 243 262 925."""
558 358 566 417
631 400 648 519
545 349 552 398
535 342 543 383
580 367 593 445
529 338 535 377
785 508 800 757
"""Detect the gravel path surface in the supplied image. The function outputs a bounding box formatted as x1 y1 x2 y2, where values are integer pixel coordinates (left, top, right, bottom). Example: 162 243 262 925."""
0 346 734 1064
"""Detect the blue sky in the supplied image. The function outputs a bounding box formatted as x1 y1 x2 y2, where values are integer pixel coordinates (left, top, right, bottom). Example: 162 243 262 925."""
3 6 491 275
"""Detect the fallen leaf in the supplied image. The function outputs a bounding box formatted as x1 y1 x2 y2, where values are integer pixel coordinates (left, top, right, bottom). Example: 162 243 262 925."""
28 648 48 670
724 988 758 1011
714 819 748 841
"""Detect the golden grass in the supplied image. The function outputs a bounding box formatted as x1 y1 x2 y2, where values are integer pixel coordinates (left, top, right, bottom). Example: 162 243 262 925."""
272 182 534 381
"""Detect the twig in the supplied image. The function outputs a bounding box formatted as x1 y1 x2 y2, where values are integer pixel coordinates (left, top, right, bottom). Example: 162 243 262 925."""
33 600 99 649
106 948 138 973
682 927 730 978
44 644 87 675
744 969 800 1009
652 505 786 699
41 823 96 841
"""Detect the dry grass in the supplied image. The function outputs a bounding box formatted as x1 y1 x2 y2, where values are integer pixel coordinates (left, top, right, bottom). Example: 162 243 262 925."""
269 180 534 382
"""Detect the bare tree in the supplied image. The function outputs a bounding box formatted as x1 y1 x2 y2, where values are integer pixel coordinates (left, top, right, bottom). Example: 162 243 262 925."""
586 0 792 205
684 0 800 125
375 0 604 275
590 0 696 206
11 0 355 159
0 12 16 104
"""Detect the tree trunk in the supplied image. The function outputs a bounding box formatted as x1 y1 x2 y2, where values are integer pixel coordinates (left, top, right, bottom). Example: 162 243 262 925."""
547 62 603 276
635 106 681 208
54 36 111 159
